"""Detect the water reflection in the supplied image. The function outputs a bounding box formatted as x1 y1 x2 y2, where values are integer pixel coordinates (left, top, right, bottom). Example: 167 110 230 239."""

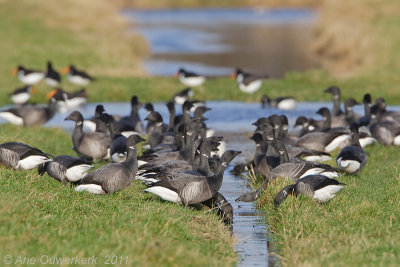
122 8 318 77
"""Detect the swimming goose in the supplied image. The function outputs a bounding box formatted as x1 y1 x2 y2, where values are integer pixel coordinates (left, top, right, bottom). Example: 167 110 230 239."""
336 123 367 174
173 88 194 105
0 98 57 126
75 134 145 194
9 85 36 105
11 65 45 85
274 174 345 206
324 86 343 116
175 69 206 87
38 155 93 184
0 142 51 170
65 111 111 161
261 95 296 110
44 61 61 87
144 150 241 208
47 88 87 112
61 65 94 85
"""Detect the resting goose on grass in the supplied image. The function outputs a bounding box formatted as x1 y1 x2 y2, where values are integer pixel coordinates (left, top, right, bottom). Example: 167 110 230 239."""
75 134 145 194
38 155 93 185
0 142 51 170
336 123 368 174
0 97 57 127
274 174 345 206
144 150 241 208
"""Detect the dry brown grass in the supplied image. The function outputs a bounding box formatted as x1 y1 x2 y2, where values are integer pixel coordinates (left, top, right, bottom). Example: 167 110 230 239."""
22 0 148 77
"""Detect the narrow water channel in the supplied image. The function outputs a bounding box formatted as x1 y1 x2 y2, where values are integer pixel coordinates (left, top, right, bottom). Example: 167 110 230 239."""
122 8 318 77
0 101 374 266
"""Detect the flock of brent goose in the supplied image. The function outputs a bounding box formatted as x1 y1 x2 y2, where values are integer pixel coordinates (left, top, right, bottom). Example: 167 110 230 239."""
235 85 400 206
2 65 400 225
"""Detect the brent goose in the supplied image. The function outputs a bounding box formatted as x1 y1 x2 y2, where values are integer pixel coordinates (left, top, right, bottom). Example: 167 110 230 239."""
369 105 400 146
175 68 206 87
202 192 233 225
0 97 57 126
144 150 241 208
9 85 36 105
75 134 145 194
11 65 45 85
44 61 61 87
336 123 368 174
274 174 345 206
38 155 93 184
0 142 51 170
61 65 94 85
231 68 268 94
261 95 296 110
65 111 111 161
324 86 343 116
113 95 143 135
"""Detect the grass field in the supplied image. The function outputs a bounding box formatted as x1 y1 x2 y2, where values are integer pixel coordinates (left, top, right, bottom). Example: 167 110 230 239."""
246 143 400 266
2 0 400 266
0 124 236 266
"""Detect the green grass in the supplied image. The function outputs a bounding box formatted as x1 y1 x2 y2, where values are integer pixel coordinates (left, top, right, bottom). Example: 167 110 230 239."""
0 124 236 266
250 144 400 266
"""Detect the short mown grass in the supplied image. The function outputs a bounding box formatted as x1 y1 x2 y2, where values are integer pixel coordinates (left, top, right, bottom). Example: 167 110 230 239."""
251 144 400 266
0 124 236 266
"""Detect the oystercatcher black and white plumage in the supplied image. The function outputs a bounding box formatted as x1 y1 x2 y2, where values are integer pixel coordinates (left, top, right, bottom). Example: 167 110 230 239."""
44 61 61 87
61 65 94 85
0 142 51 170
172 88 194 105
11 65 45 85
47 88 87 112
9 85 36 105
175 68 206 87
261 95 296 110
231 68 268 94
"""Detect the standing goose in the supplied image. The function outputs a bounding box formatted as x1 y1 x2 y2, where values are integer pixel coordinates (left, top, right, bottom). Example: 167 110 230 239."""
75 134 145 194
175 68 206 87
9 85 36 105
261 95 296 110
231 68 268 94
11 65 45 85
65 111 111 161
324 86 343 116
0 98 57 126
336 123 368 174
44 61 61 87
144 150 241 208
113 95 144 136
0 142 51 170
61 65 94 85
38 155 93 184
369 105 400 146
274 174 345 206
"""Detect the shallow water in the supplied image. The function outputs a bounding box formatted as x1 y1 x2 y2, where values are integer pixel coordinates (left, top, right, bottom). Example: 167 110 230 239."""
122 8 318 77
0 100 385 266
